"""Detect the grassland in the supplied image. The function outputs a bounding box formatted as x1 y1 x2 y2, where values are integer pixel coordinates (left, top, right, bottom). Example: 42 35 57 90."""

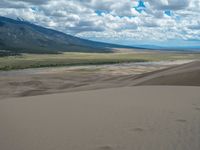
0 52 200 71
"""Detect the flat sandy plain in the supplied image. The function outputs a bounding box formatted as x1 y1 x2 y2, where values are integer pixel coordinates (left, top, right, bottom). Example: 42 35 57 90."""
0 53 200 150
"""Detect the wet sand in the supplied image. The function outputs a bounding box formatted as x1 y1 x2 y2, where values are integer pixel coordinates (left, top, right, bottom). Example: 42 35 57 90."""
0 86 200 150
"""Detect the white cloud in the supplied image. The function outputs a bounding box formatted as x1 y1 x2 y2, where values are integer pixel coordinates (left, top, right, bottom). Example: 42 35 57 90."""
0 0 200 45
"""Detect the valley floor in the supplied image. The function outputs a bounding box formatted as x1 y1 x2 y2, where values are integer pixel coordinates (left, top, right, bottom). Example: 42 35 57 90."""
1 50 200 71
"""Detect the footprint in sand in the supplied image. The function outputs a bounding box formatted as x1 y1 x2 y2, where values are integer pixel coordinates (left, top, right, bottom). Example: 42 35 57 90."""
176 119 187 123
131 127 145 132
195 107 200 111
97 145 113 150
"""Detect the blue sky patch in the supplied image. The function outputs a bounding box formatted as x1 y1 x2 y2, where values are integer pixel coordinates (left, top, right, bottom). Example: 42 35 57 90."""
31 7 38 11
135 0 146 13
164 10 172 16
95 10 109 16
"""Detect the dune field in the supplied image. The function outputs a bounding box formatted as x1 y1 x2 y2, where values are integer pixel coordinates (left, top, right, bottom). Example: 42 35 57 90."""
0 59 197 99
0 61 200 150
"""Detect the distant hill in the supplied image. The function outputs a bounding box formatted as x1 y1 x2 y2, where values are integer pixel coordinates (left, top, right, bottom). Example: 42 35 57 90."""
0 16 132 55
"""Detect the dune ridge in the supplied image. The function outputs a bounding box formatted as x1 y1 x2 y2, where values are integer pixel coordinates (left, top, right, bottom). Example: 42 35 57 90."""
135 61 200 86
0 61 200 99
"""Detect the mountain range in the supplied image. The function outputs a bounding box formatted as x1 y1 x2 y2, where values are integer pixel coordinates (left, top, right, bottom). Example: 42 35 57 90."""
0 16 133 55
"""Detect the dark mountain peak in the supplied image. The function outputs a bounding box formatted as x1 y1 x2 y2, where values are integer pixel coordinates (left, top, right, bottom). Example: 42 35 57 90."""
0 16 133 55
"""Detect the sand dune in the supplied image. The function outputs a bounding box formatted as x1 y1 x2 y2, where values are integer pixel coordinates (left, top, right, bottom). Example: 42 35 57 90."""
0 86 200 150
0 61 169 99
135 61 200 86
1 61 200 150
1 60 198 99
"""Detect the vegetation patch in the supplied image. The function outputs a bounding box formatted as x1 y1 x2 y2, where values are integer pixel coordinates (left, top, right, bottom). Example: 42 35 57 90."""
0 52 200 71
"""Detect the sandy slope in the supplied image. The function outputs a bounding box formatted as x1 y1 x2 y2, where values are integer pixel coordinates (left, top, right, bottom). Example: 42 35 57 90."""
0 60 196 99
0 86 200 150
135 61 200 86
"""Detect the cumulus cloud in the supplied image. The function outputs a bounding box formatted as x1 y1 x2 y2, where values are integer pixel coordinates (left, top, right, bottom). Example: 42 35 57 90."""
0 0 199 45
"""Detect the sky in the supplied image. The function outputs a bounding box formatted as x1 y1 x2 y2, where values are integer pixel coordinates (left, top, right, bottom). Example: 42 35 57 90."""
0 0 200 48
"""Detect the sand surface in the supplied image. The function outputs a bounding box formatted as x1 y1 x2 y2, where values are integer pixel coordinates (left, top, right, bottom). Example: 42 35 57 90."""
136 61 200 86
0 86 200 150
0 60 194 99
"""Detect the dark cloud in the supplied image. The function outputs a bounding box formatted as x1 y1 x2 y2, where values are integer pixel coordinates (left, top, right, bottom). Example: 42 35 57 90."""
188 24 200 30
0 0 27 8
147 0 190 10
8 0 50 5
